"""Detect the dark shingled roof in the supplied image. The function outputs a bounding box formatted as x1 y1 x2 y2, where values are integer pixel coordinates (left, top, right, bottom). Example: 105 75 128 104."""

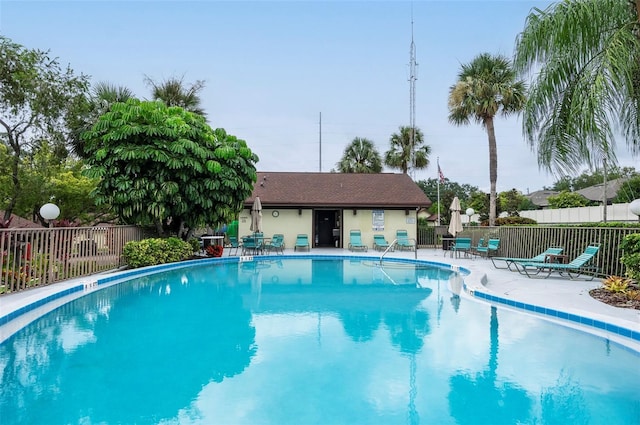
0 211 45 228
245 172 431 208
526 190 559 207
576 178 627 202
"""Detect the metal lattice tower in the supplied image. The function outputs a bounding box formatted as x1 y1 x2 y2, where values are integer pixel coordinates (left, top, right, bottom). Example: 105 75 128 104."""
408 13 418 178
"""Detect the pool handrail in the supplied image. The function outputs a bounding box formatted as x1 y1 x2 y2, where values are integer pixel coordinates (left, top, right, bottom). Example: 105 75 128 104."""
380 238 417 265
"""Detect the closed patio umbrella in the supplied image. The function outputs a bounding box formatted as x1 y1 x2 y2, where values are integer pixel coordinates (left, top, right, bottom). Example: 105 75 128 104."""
448 196 463 237
250 197 262 233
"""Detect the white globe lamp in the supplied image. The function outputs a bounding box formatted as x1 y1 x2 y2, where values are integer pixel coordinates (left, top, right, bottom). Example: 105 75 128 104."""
40 203 60 227
465 208 475 226
40 202 61 282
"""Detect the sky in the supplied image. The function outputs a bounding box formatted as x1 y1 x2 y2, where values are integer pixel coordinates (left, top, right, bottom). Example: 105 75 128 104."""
1 0 637 194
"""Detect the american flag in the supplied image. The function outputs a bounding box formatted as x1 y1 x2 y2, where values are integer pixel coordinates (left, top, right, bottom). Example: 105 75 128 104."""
438 164 445 183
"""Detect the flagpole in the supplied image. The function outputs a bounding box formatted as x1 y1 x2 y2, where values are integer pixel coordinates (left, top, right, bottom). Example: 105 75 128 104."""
437 157 441 226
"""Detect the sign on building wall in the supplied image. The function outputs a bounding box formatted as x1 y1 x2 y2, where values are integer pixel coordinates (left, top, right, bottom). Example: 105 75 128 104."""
372 209 384 231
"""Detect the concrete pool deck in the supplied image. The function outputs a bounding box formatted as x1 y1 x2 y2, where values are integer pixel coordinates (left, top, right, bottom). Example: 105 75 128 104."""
1 246 639 349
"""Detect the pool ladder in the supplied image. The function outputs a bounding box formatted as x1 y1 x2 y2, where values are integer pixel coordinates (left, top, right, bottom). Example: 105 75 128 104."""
379 238 417 265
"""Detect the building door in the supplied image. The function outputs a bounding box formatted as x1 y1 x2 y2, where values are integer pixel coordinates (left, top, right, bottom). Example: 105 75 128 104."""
315 210 339 247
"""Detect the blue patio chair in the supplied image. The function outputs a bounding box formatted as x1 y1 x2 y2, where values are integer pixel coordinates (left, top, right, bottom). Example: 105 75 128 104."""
471 238 485 256
373 234 391 251
491 247 564 271
265 234 285 255
396 230 415 251
294 234 310 251
450 237 472 258
475 238 500 258
241 235 262 255
514 244 600 280
348 230 368 251
227 236 241 256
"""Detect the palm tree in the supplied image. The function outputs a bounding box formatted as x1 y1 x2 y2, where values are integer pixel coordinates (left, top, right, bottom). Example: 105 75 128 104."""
337 137 383 173
68 81 134 158
448 53 526 226
448 307 531 424
144 75 206 116
384 126 430 175
513 0 640 175
93 81 135 110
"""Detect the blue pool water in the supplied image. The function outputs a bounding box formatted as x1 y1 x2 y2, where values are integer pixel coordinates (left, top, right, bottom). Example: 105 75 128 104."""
1 257 639 424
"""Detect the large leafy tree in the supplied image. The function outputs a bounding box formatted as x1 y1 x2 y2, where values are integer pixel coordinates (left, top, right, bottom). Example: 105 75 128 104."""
0 36 89 220
547 191 590 209
498 189 536 217
467 191 504 225
448 53 526 226
82 99 258 238
144 75 206 116
513 0 640 174
0 144 12 204
613 175 640 203
416 178 479 224
14 140 98 225
417 178 478 205
384 126 431 174
337 137 382 173
546 166 638 191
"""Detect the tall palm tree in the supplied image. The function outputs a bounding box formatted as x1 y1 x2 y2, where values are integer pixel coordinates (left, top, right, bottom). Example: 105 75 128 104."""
513 0 640 175
144 75 206 116
384 126 430 175
337 137 383 173
448 53 526 226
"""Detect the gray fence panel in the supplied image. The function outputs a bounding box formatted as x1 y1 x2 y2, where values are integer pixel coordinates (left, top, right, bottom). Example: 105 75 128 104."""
418 225 640 278
0 226 145 294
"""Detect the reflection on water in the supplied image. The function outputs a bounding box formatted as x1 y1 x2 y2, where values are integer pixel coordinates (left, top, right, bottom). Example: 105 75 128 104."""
1 266 257 424
340 310 382 342
541 371 589 424
1 258 639 425
448 307 531 424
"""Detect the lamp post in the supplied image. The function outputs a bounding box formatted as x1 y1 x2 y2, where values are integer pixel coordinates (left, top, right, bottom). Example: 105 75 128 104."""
630 199 640 222
465 208 475 227
40 203 60 283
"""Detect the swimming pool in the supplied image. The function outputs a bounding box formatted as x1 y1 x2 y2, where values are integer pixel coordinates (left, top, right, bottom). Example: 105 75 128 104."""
1 256 639 424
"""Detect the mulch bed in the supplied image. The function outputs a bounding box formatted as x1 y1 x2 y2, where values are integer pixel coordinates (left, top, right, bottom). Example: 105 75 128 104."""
589 288 640 310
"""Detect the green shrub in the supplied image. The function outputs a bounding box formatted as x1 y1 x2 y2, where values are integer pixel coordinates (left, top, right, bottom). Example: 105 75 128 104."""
123 237 194 268
573 222 640 229
494 216 537 226
620 233 640 280
187 237 201 253
602 275 631 293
